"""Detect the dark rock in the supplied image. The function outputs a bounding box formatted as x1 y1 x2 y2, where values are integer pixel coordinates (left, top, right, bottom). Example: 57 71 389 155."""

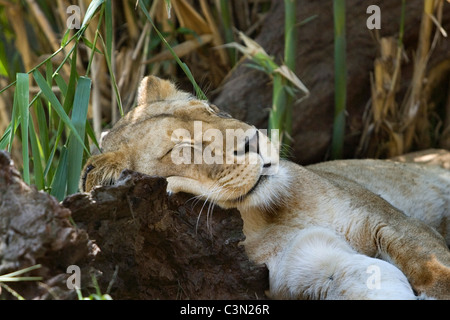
212 0 450 164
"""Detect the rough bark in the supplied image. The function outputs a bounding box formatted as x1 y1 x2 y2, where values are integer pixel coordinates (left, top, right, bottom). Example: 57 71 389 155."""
0 151 93 300
64 170 268 300
0 151 268 300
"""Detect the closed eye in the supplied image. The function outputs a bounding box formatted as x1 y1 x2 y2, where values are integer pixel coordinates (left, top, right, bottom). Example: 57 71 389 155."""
234 136 250 156
175 141 195 149
216 111 232 119
162 141 196 159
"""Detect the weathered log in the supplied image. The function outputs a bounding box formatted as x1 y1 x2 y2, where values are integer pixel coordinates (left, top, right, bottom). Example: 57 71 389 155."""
0 151 268 300
63 170 268 300
0 151 93 300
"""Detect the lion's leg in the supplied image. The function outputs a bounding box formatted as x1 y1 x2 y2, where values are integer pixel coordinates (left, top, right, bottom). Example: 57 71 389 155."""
375 218 450 299
268 227 417 300
80 150 132 192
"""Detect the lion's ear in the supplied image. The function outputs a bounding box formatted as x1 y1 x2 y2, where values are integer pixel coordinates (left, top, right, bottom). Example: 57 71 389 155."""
137 76 191 105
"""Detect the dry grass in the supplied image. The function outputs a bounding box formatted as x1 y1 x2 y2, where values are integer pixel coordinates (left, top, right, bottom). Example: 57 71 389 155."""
0 0 449 173
0 0 271 197
0 0 271 141
358 0 449 158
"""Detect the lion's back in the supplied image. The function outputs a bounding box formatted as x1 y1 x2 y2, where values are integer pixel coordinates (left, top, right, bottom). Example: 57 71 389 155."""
308 159 450 242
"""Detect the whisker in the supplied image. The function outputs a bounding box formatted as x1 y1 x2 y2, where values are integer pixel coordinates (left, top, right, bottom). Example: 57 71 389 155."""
179 178 249 237
186 180 221 210
206 200 215 236
193 183 223 234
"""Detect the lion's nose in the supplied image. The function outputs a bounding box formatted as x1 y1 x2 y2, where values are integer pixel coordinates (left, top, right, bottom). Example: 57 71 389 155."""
256 129 280 175
229 128 279 174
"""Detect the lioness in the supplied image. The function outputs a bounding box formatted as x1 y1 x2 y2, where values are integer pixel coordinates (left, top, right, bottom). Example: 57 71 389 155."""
81 76 450 300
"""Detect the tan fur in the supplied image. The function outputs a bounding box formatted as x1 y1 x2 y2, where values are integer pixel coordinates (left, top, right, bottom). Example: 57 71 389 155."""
81 76 450 299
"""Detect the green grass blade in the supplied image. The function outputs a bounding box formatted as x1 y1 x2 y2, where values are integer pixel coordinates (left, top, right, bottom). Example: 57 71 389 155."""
0 59 7 77
82 0 105 27
138 0 207 100
61 28 71 48
62 47 79 114
284 0 297 72
0 120 18 150
266 0 298 157
85 118 100 151
16 73 30 184
331 0 347 160
85 8 104 76
0 124 12 150
50 146 68 201
105 0 113 60
269 76 287 133
34 99 50 163
82 36 103 55
28 112 44 190
32 70 88 154
54 73 68 97
0 276 43 282
0 30 80 97
44 48 80 179
46 60 53 86
0 40 8 77
67 77 92 195
220 0 236 66
8 96 18 152
97 31 123 117
1 89 18 151
0 264 42 279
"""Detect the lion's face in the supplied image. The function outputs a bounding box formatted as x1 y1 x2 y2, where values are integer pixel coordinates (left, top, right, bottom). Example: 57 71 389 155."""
81 76 280 209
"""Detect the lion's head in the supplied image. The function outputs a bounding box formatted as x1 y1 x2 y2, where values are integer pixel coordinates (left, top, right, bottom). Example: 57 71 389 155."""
81 76 289 210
